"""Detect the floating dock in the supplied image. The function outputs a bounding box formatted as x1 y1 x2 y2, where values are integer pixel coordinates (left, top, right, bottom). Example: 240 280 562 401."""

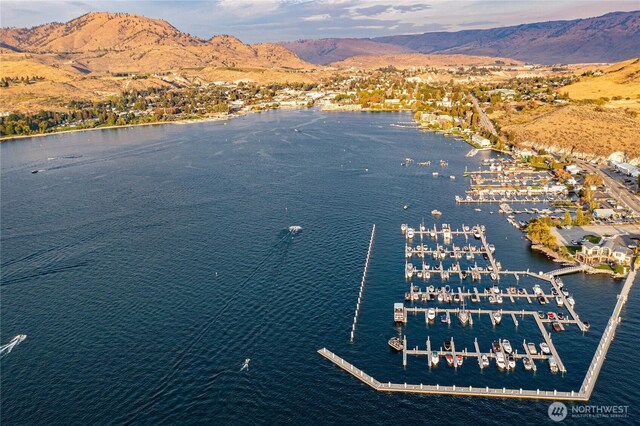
350 224 376 342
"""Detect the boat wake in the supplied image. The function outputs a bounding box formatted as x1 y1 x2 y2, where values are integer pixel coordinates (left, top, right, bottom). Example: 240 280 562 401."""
0 335 26 357
240 358 251 371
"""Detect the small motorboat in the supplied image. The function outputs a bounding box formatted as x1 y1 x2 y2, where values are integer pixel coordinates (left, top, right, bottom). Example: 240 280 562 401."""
403 204 409 210
488 295 496 304
502 339 513 354
431 351 440 366
445 354 454 366
538 296 547 305
557 312 565 320
388 337 404 351
427 308 436 321
508 354 516 370
537 311 545 319
495 352 506 370
523 357 533 371
492 341 501 353
547 312 556 320
431 209 442 217
440 314 448 324
496 295 503 304
552 322 563 332
540 342 551 355
481 354 490 367
566 296 575 306
456 354 464 367
582 321 591 330
527 342 538 355
549 357 559 373
492 311 502 325
444 339 452 351
555 296 564 307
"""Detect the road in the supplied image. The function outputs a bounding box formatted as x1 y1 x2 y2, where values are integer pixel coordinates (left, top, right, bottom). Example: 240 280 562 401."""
579 161 640 215
470 93 498 136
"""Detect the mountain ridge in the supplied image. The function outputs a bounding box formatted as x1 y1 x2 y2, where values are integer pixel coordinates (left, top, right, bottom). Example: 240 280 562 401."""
280 11 640 64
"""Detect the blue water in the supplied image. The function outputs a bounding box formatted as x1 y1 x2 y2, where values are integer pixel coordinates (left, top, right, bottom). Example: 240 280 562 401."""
1 110 638 424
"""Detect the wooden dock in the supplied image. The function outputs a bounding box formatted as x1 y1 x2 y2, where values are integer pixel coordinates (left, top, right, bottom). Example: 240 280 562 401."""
318 348 587 401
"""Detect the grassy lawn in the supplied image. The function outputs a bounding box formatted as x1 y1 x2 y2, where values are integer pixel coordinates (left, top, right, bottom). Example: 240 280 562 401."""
583 234 602 244
595 264 613 271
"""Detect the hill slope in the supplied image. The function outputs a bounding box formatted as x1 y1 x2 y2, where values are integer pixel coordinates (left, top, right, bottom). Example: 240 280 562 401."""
0 12 311 71
282 11 640 64
329 53 523 69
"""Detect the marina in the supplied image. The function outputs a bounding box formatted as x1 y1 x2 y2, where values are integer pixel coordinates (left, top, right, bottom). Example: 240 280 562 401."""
321 218 637 400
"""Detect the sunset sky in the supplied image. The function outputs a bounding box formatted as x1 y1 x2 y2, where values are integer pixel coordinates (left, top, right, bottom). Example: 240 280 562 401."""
2 0 638 43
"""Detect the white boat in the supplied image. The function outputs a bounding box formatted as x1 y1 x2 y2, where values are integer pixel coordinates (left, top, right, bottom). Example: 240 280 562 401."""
288 225 303 233
431 351 440 366
481 354 490 367
417 271 423 279
496 295 503 304
407 228 415 239
424 271 431 280
488 244 496 253
432 172 439 176
449 175 456 180
437 293 444 302
496 352 506 370
466 252 473 261
427 308 436 321
394 303 405 323
473 228 481 239
431 209 442 217
527 343 538 355
456 354 463 367
508 354 516 370
566 296 575 306
549 356 558 373
488 295 496 304
405 246 413 258
405 263 414 279
490 272 498 281
388 337 404 351
556 296 564 307
401 224 407 233
523 357 533 371
540 342 551 355
502 340 513 354
428 285 435 292
474 208 481 212
492 284 500 294
458 310 469 326
492 311 502 325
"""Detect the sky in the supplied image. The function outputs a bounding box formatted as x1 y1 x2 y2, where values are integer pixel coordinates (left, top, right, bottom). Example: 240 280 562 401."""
1 0 638 43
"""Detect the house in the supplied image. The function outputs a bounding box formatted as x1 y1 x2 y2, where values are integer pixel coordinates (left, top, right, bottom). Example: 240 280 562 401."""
516 148 536 159
471 134 491 148
576 237 633 265
565 164 581 174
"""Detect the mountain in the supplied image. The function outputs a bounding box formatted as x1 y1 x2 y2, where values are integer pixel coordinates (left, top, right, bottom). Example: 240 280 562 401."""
0 12 312 71
279 38 413 64
281 11 640 64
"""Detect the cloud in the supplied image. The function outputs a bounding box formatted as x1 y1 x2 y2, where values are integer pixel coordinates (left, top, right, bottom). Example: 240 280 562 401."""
303 14 331 22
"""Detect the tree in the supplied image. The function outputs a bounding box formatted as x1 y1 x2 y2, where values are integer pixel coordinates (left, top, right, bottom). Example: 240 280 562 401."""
563 210 572 227
575 208 586 226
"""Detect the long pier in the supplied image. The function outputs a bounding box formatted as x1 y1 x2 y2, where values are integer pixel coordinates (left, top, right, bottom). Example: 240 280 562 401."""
580 268 637 398
350 224 376 342
318 348 587 401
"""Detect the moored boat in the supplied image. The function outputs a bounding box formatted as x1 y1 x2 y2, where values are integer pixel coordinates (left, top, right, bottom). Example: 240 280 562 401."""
492 311 502 325
431 351 440 366
445 354 454 366
540 342 550 355
502 339 513 354
427 308 436 321
527 342 538 355
388 337 404 351
523 357 533 371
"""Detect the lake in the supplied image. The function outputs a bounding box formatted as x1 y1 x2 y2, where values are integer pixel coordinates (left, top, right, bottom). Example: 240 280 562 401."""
1 109 637 424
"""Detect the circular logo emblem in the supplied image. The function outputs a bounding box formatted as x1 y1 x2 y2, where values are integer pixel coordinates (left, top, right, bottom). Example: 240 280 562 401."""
548 401 568 422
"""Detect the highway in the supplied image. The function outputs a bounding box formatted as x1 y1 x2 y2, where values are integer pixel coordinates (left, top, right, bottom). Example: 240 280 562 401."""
579 161 640 216
470 93 498 136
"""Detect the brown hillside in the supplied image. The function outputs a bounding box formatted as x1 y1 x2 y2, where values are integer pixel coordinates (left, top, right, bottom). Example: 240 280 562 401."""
329 53 523 69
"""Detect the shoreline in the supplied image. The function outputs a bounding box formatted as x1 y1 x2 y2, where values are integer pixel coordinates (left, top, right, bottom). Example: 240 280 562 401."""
0 114 239 143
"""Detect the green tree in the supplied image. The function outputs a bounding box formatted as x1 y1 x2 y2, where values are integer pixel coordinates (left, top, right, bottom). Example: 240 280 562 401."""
563 210 572 227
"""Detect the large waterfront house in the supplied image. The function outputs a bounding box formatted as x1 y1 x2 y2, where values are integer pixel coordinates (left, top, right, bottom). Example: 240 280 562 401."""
576 237 633 265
